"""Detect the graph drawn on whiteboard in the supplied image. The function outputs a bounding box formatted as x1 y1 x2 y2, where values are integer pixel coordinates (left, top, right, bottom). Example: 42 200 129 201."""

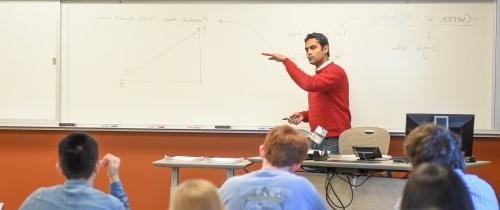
116 18 275 88
119 27 205 87
218 19 274 52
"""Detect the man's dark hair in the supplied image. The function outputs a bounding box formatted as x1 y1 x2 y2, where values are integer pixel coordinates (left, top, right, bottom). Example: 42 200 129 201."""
304 32 330 57
58 132 99 179
401 163 473 210
405 123 465 170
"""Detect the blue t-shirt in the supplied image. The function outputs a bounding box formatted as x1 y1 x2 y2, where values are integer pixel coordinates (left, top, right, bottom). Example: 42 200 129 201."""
219 168 326 210
455 169 499 210
20 179 130 210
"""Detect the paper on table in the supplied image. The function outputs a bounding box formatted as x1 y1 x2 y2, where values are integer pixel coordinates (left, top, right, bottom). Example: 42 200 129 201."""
207 157 244 163
165 155 204 161
341 155 358 160
376 155 392 161
330 154 392 161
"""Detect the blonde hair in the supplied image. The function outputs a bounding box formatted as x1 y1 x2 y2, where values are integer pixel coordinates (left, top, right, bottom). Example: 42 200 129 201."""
169 179 225 210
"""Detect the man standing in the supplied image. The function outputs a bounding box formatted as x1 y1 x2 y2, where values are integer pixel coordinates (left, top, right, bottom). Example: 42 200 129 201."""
219 125 326 210
262 32 351 154
20 132 130 210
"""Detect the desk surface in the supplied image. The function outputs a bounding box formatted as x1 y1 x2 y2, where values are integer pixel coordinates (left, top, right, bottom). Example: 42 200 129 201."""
152 158 252 169
246 156 490 172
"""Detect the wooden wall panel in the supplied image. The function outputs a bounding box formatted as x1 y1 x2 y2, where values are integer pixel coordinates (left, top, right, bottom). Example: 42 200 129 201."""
0 130 497 209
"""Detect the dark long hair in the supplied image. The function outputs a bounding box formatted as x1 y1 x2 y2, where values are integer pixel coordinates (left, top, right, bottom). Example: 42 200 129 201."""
401 163 473 210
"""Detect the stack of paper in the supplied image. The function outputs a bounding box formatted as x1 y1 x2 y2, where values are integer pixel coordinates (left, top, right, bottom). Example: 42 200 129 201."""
165 156 204 161
207 157 244 163
163 155 245 163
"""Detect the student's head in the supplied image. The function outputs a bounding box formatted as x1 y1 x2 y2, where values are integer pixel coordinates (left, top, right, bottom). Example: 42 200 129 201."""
260 125 309 168
401 163 473 210
404 123 465 169
170 179 225 210
58 132 99 179
304 32 330 66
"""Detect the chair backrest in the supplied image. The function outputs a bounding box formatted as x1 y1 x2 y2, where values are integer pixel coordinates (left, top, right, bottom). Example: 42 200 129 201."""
338 127 390 155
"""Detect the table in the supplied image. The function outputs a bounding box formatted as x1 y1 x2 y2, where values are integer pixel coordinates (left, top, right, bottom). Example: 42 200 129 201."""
152 158 253 199
247 156 491 209
247 156 490 171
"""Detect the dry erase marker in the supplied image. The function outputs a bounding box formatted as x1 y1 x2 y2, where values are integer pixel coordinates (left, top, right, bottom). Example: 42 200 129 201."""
150 125 165 129
101 124 119 128
186 126 202 129
215 125 231 129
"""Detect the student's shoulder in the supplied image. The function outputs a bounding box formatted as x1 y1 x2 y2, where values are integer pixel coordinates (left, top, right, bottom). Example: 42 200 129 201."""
93 192 124 209
26 184 63 198
278 172 315 187
20 184 63 209
80 186 120 204
220 171 271 192
221 172 250 186
461 173 494 188
106 195 126 209
460 172 497 195
219 174 250 199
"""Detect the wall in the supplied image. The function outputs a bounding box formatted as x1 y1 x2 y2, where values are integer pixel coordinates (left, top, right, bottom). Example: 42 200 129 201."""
0 130 498 209
3 1 496 131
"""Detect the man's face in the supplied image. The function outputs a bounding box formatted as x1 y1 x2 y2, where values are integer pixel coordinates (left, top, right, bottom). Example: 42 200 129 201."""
305 38 328 67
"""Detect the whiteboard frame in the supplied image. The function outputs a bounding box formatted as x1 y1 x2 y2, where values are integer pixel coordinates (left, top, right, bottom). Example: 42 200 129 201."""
1 0 500 135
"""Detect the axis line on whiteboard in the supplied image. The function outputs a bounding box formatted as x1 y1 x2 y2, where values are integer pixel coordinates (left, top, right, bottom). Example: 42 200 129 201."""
119 27 202 87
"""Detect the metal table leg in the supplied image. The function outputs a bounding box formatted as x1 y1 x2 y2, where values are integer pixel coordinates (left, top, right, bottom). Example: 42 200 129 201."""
226 168 235 178
170 167 179 203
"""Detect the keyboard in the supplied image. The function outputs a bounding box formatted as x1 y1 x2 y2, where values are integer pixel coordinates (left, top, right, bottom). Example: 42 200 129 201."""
392 156 409 163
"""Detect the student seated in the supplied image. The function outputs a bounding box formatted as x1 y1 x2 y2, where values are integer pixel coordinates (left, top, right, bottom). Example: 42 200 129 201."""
170 179 225 210
219 124 326 210
20 132 130 210
405 123 498 210
401 163 473 210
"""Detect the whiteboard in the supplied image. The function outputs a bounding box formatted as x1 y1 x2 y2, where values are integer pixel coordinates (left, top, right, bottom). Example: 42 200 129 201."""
0 1 59 125
60 1 495 131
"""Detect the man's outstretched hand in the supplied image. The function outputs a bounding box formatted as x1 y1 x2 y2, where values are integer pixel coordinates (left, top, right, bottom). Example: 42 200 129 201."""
262 52 288 62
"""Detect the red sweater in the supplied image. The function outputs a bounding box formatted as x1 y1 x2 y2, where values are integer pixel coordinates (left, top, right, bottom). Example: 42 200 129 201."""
283 58 351 138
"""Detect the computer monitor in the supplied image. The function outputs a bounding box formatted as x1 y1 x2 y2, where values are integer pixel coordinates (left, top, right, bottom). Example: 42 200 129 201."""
405 113 474 157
